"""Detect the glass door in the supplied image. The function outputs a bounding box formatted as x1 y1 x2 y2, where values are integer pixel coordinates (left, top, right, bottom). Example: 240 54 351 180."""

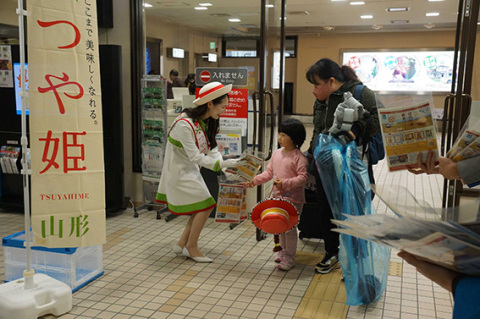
253 0 285 161
441 0 480 219
251 0 287 240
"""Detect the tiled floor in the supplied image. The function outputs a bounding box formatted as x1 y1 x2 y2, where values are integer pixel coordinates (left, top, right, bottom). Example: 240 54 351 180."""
0 156 454 318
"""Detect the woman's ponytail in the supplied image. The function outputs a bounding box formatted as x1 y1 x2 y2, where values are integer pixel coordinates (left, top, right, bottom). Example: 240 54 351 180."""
341 65 359 81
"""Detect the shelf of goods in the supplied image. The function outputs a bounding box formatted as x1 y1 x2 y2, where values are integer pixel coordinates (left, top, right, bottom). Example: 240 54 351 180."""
135 76 175 221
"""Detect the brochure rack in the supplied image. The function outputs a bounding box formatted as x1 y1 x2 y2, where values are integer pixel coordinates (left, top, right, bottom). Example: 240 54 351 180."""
134 76 175 221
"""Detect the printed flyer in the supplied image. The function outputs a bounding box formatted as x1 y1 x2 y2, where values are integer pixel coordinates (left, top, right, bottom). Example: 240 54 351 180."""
216 133 242 156
225 154 262 182
379 101 438 171
215 183 247 223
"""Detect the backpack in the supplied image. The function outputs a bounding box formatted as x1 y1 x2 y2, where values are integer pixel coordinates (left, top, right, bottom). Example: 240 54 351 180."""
353 85 385 165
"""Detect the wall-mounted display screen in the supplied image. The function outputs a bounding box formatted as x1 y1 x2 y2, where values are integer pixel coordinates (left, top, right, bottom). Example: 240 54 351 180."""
172 48 184 58
13 62 29 115
208 53 217 62
341 49 454 92
167 47 184 59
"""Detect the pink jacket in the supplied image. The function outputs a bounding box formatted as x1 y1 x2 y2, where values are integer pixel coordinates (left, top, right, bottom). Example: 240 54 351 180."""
252 148 308 204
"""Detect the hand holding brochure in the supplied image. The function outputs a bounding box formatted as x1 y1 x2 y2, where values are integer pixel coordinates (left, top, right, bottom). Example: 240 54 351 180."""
333 185 480 275
378 101 439 171
225 154 263 182
446 116 480 162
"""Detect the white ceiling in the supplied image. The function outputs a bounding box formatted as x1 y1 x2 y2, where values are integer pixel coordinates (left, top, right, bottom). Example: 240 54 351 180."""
145 0 461 36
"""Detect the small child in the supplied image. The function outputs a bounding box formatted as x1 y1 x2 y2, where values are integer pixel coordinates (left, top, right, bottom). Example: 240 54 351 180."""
247 119 308 270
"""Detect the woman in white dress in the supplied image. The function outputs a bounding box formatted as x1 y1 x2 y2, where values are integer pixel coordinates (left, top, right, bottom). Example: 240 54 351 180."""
156 82 242 262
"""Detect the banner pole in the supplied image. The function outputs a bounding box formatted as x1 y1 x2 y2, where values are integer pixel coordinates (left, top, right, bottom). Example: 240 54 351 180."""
16 0 35 290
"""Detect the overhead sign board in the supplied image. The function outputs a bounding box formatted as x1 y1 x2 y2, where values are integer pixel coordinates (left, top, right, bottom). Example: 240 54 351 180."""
195 67 248 87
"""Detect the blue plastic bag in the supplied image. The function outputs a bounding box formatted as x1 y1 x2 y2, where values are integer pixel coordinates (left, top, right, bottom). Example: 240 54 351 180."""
314 134 390 306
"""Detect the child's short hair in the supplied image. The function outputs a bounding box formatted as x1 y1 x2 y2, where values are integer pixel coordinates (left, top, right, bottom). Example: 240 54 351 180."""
279 118 306 148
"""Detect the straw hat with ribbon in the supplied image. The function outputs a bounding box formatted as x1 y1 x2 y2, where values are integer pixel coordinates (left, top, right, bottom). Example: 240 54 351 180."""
251 188 299 252
193 81 233 106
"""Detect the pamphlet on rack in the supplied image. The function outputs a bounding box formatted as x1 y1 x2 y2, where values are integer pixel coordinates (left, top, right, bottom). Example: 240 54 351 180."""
215 183 247 223
378 100 439 171
0 146 20 174
225 153 263 182
142 145 164 176
332 185 480 275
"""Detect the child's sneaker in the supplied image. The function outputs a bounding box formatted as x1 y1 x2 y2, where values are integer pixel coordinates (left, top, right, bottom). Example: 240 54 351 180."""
277 256 294 271
277 261 294 271
274 251 284 263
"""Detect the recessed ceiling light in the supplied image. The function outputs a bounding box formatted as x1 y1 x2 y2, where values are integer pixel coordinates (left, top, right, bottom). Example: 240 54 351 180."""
361 15 373 19
228 18 241 22
387 7 409 12
424 23 436 29
426 12 440 17
428 0 445 2
194 6 208 10
350 1 365 5
266 4 274 8
331 0 347 2
144 3 152 7
199 3 212 6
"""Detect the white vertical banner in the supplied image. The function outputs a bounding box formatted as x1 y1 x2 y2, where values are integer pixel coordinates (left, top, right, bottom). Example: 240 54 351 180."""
27 0 106 247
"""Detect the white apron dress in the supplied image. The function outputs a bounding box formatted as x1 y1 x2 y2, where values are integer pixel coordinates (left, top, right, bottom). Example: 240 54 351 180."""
155 113 223 215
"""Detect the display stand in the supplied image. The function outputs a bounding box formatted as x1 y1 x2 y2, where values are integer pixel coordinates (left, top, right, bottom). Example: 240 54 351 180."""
133 76 176 221
0 2 72 318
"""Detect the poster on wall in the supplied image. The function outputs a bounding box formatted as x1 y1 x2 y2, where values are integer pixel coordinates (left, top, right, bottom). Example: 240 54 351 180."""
342 49 455 92
219 88 248 133
0 45 13 88
27 0 106 247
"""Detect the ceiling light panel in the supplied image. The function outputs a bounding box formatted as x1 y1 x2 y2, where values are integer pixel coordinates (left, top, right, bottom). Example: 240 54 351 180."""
426 12 440 17
194 6 208 10
361 15 373 19
198 3 212 6
350 2 365 5
228 18 241 22
387 7 409 12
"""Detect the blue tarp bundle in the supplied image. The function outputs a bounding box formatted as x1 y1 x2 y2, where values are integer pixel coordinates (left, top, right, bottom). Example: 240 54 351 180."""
314 134 390 305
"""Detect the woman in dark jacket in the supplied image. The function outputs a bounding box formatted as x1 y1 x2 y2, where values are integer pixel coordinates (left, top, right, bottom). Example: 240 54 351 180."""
306 58 380 274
